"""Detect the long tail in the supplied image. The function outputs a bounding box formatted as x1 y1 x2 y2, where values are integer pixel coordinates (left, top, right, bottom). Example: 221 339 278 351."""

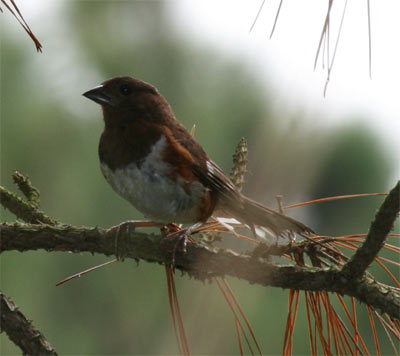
225 196 314 237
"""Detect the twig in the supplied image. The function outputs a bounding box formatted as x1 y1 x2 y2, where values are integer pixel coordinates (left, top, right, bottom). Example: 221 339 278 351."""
1 171 58 225
341 181 399 280
12 170 41 208
0 186 58 225
0 292 57 355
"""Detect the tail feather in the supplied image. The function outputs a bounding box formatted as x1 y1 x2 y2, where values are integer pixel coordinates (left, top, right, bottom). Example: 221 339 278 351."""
225 196 313 237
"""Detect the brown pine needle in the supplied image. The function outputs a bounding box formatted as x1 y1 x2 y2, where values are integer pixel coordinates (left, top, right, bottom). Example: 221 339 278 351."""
279 185 398 356
283 290 300 355
322 292 364 356
222 278 263 355
171 272 190 356
321 293 340 354
367 305 381 356
380 242 400 254
337 315 357 355
289 291 300 354
304 292 315 355
285 192 387 209
331 239 400 286
312 292 330 352
235 318 245 356
334 240 390 267
352 299 360 356
333 236 400 257
336 295 368 355
215 277 255 356
331 233 399 239
313 317 318 355
302 233 348 263
386 315 400 339
374 312 399 356
166 267 183 356
374 258 400 288
376 254 400 268
322 293 333 351
309 293 324 353
55 259 117 287
165 266 190 356
282 290 295 355
1 0 42 52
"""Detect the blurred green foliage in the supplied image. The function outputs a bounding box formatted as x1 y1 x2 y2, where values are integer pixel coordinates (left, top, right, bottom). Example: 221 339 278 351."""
312 124 392 235
1 1 397 355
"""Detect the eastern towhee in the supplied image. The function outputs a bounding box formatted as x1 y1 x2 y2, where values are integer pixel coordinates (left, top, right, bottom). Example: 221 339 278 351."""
83 76 313 249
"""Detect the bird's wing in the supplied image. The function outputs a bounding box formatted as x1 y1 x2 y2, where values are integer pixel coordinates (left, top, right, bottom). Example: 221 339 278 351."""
163 120 241 200
192 159 241 201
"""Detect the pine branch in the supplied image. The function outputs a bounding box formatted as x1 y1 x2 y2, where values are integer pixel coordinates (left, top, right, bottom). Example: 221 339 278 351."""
0 186 58 225
1 172 399 356
341 181 399 279
1 221 399 319
0 292 57 355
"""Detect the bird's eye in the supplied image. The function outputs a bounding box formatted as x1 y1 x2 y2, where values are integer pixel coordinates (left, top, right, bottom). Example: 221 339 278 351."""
120 84 132 96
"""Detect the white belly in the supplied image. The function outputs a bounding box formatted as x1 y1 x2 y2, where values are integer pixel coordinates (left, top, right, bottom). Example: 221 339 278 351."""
100 136 206 223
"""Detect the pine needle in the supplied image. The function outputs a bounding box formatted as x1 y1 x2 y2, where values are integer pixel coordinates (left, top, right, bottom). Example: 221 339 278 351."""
249 0 266 33
367 305 381 356
165 266 190 356
269 0 284 39
1 0 42 51
55 259 117 287
222 278 263 355
285 193 387 209
374 312 399 356
215 277 256 356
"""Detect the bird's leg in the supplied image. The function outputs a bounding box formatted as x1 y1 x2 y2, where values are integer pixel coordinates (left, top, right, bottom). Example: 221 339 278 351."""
162 221 204 265
106 220 138 261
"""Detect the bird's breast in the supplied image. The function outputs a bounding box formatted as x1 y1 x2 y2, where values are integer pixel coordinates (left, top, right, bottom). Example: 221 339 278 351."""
100 136 208 223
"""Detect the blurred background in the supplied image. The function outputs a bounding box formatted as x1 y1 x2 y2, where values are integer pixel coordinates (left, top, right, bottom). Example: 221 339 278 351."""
1 0 399 354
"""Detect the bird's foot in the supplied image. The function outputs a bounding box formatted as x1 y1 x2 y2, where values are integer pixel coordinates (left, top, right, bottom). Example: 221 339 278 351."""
106 220 137 261
161 222 203 266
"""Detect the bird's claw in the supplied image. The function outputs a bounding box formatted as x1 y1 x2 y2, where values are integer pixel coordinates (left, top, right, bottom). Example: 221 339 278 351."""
106 220 137 261
160 225 191 266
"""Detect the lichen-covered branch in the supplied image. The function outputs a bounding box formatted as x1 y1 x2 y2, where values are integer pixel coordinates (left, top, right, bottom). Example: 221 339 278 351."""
0 186 58 225
12 170 41 209
0 292 57 355
1 222 399 319
1 172 399 339
342 181 400 279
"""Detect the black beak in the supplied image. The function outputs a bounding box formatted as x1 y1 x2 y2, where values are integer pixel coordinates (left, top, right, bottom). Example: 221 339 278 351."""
83 85 115 106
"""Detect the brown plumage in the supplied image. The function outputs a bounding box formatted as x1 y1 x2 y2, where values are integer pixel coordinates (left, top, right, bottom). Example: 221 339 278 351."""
83 76 313 238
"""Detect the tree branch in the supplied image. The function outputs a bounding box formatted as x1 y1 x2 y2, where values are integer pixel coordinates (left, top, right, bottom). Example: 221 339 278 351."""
342 181 400 279
0 292 57 355
1 222 399 319
0 186 58 226
12 170 41 209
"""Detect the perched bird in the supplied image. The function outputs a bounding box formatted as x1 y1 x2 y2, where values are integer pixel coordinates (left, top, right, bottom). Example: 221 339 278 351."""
83 76 313 247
